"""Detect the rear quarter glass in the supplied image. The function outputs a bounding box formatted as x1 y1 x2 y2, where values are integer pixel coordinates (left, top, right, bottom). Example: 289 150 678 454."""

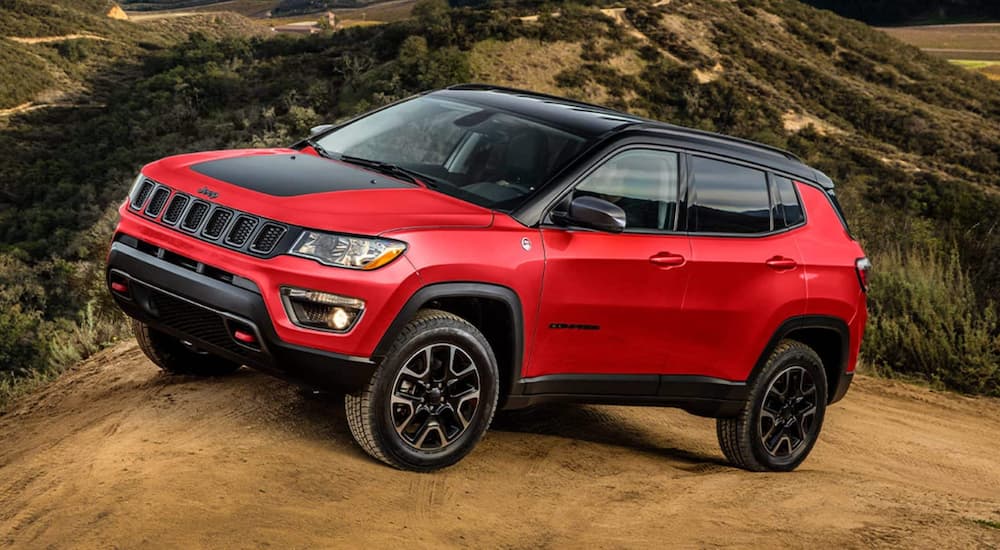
793 182 865 324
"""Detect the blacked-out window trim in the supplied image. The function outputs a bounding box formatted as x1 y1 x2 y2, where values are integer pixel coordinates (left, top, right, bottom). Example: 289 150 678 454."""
771 173 807 230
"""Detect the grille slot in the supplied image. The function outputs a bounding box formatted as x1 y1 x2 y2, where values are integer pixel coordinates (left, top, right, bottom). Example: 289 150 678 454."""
182 201 210 231
225 216 258 247
203 209 233 239
250 224 286 254
162 194 189 225
131 180 154 210
145 187 170 218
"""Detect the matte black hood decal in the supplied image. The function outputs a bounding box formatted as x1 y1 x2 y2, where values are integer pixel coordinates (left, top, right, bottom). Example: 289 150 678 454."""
190 154 414 197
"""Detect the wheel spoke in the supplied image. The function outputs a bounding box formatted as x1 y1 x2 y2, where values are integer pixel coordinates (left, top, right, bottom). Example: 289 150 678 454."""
414 420 448 449
446 345 457 378
391 393 420 435
452 388 480 428
762 396 782 415
765 427 786 455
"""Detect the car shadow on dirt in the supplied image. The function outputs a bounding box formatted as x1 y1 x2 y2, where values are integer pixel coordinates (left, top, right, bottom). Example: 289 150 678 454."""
491 404 726 467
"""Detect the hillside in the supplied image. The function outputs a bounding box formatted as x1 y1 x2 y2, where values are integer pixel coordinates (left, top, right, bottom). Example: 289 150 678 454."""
0 0 998 405
1 342 998 546
0 0 267 111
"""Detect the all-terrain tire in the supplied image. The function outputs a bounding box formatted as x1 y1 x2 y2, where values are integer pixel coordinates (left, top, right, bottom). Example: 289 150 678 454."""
717 339 828 472
345 309 500 471
132 319 242 376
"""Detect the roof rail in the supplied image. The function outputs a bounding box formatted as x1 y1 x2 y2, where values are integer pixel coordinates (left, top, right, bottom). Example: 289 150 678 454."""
638 123 802 162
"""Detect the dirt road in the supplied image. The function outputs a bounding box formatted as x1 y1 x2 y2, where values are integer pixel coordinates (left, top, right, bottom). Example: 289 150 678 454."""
1 342 999 548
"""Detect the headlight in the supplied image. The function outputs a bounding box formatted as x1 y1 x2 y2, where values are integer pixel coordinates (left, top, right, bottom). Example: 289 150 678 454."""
289 230 406 270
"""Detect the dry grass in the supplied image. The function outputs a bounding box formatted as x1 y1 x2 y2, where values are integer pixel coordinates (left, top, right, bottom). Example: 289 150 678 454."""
469 38 585 96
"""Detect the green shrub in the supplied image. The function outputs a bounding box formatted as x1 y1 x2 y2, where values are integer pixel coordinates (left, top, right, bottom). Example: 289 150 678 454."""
865 246 1000 396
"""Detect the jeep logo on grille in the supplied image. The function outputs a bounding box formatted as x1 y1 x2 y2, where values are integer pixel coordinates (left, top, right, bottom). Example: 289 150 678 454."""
198 187 219 199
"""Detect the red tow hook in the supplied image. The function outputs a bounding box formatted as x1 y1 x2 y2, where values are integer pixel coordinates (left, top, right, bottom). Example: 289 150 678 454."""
111 281 128 294
233 330 257 345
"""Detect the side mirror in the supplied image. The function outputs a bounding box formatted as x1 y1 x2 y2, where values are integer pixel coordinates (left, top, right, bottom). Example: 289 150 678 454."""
553 196 626 233
309 124 335 136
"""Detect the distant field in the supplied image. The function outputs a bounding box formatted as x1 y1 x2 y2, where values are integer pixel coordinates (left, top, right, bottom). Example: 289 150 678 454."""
880 22 1000 79
124 0 415 24
331 0 415 23
880 22 1000 51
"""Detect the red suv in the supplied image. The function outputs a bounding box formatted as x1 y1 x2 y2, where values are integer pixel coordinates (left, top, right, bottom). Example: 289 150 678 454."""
107 85 868 472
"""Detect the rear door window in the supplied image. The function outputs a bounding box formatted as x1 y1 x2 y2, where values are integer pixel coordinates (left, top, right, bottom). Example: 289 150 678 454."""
773 175 805 227
688 157 771 234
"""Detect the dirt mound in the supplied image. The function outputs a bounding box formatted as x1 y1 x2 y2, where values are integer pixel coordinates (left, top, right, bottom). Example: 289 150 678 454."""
1 342 998 547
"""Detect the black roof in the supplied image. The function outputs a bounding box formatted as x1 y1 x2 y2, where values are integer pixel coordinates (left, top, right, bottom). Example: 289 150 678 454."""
436 85 828 187
434 85 645 138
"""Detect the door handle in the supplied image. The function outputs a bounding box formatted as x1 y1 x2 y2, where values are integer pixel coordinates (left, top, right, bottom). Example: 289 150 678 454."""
766 256 798 271
650 252 686 268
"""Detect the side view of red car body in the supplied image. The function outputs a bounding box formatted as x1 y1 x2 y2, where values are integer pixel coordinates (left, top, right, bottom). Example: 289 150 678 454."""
108 85 868 471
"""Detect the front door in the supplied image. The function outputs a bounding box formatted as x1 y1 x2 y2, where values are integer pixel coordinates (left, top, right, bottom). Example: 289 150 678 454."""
527 148 692 377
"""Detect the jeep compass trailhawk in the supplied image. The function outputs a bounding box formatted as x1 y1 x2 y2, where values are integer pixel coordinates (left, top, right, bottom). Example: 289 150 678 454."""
107 85 868 472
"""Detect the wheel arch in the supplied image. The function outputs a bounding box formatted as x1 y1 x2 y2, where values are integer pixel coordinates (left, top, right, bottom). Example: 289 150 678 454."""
750 315 850 404
373 282 524 404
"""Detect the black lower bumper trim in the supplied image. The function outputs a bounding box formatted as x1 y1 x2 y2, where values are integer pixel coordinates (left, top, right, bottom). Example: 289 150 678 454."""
107 240 376 392
506 373 748 417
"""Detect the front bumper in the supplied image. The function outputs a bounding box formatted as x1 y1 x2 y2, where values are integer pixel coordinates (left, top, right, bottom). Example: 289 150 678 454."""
107 238 376 392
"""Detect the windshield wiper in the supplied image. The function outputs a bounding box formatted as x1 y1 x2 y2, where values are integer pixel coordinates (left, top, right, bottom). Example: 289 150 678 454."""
337 155 437 186
306 138 334 160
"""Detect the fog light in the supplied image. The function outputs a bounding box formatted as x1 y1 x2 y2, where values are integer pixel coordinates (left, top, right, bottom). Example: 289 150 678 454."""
329 307 351 330
280 286 364 333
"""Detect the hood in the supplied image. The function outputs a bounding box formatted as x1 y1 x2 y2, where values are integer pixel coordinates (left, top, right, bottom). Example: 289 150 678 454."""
140 149 494 235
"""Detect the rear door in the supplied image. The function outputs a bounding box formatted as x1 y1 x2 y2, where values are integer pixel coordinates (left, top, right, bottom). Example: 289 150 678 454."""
528 148 692 377
678 156 807 381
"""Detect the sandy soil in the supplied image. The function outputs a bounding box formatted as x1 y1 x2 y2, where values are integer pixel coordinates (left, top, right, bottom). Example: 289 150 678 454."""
1 342 999 548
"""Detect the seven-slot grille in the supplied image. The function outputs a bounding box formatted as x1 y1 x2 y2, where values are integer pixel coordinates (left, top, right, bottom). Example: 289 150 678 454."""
130 179 288 256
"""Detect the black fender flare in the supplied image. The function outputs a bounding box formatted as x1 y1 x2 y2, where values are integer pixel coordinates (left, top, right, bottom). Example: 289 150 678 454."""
372 282 525 392
748 314 851 403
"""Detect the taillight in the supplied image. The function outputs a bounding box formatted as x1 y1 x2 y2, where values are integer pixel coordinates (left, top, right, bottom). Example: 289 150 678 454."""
855 257 871 293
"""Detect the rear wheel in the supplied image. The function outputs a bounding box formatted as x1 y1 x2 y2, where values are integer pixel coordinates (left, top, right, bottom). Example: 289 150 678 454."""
345 309 499 471
717 340 827 472
132 319 242 376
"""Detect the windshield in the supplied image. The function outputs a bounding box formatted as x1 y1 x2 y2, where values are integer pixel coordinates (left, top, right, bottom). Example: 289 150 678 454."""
313 96 589 211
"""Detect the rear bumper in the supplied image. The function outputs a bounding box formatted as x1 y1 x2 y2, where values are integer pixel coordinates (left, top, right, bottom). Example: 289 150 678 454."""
107 239 376 392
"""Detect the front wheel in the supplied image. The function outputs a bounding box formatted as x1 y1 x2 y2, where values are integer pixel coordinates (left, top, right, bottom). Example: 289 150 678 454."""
717 340 828 472
345 309 499 471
